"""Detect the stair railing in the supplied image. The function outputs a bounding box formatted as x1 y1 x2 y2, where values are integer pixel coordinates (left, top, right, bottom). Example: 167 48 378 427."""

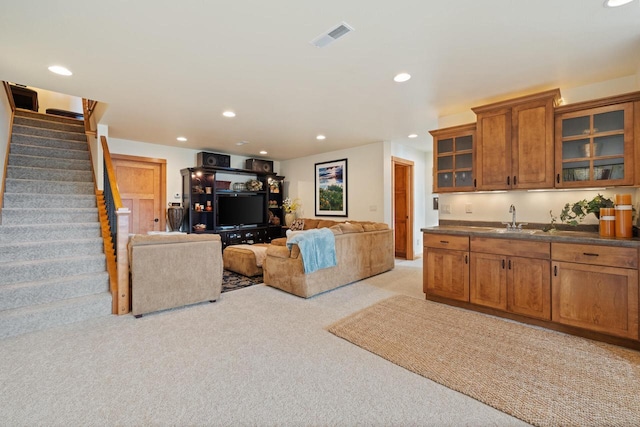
101 135 131 315
0 81 16 214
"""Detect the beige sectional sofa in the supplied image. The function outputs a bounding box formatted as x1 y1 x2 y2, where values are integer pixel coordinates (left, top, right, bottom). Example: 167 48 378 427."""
263 219 394 298
128 233 223 316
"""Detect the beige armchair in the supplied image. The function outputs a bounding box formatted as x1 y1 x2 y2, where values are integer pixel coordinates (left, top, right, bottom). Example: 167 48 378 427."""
128 233 223 317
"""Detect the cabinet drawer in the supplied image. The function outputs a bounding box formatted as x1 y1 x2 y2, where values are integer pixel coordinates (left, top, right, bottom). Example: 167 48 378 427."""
424 233 469 251
471 237 550 259
552 242 637 269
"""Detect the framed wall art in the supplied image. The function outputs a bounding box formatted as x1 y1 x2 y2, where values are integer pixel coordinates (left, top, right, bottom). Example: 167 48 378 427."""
315 158 347 217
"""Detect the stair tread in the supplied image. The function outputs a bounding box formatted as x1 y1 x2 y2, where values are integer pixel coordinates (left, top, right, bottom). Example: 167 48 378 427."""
10 140 88 153
0 237 103 249
15 109 83 123
12 132 86 144
0 292 112 323
4 177 94 185
0 271 109 292
0 254 106 267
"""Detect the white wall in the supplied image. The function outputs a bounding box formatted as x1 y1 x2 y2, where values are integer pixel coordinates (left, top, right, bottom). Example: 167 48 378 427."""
279 142 385 222
436 74 640 225
389 142 436 255
32 87 82 114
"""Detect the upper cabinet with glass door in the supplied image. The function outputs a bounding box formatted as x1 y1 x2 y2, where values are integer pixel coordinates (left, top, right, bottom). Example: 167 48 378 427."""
430 123 475 193
555 96 636 188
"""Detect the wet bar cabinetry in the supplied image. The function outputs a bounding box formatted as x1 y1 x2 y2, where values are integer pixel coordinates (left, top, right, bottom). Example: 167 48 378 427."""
555 93 638 187
470 237 551 321
423 234 469 301
423 229 640 349
551 242 638 340
430 124 475 193
430 90 640 192
472 89 560 191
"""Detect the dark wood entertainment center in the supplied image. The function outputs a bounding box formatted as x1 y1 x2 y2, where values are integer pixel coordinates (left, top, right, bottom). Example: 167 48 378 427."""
181 166 285 247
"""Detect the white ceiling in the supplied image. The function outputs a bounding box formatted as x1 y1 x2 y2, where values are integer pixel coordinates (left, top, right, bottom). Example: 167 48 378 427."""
1 0 639 160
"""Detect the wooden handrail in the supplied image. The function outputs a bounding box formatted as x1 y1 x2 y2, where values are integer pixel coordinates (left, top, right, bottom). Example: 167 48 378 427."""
101 135 123 209
82 98 97 136
0 82 16 212
2 81 16 112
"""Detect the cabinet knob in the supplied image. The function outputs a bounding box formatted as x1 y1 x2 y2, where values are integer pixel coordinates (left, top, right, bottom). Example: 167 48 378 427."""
502 259 506 269
513 176 517 186
507 176 510 186
556 174 560 184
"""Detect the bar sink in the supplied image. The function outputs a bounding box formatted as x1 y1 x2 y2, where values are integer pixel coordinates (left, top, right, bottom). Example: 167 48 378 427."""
492 228 538 235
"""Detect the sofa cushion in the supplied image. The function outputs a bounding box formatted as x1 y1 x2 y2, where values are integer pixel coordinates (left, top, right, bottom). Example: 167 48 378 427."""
338 223 364 234
362 222 389 231
317 220 338 228
303 218 320 229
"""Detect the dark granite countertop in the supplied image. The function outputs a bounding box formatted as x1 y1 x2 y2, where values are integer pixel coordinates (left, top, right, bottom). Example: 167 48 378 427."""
421 224 640 248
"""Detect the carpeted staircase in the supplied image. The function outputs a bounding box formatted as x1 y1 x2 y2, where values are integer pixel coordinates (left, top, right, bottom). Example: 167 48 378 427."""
0 109 112 339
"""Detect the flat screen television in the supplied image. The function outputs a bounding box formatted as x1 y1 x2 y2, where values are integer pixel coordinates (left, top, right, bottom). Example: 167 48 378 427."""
217 194 266 227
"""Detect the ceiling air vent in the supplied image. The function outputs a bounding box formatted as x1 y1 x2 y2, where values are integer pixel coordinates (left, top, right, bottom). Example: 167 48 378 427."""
310 22 354 48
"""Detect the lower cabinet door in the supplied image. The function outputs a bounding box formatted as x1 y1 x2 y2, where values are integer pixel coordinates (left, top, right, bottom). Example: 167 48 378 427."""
470 252 507 310
424 248 469 301
552 261 639 339
507 256 551 320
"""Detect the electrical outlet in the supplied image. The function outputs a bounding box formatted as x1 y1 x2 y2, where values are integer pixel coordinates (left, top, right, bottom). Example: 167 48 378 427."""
465 203 473 213
441 204 451 214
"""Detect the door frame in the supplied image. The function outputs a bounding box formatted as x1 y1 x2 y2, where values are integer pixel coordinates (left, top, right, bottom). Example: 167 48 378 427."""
110 153 167 232
391 156 414 260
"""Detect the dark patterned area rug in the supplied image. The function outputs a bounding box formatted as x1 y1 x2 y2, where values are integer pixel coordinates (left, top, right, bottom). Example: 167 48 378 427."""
222 270 263 293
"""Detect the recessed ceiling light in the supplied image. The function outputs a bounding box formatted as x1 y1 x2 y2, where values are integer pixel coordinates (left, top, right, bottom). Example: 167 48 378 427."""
393 73 411 83
48 65 72 76
236 141 248 146
408 134 418 138
603 0 633 6
223 111 236 118
176 136 187 142
316 135 326 140
259 150 268 155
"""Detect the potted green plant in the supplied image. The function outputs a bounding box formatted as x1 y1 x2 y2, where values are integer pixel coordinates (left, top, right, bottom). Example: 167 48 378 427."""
559 194 614 226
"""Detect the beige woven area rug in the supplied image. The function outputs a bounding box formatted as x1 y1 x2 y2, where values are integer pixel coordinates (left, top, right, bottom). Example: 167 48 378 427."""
327 295 640 427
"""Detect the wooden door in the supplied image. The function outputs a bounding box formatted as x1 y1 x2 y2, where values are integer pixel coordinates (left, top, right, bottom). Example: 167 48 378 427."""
470 252 507 310
424 248 469 301
392 157 414 260
507 256 551 320
111 154 166 234
475 108 511 190
512 99 555 189
552 261 638 339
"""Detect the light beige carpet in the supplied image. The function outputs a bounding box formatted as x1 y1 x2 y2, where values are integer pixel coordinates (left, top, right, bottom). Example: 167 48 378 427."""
327 295 640 427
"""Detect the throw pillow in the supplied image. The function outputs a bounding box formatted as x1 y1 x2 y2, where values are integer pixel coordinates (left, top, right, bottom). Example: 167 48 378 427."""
290 218 305 231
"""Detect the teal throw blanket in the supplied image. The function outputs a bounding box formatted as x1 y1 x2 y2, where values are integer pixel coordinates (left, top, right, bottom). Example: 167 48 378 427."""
286 228 337 273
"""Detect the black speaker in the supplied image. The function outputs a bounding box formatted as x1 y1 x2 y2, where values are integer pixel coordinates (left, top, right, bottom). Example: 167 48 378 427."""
197 152 231 168
245 158 274 173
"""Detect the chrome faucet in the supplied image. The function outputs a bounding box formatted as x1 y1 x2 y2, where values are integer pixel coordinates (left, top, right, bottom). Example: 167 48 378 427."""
509 204 517 228
502 204 527 231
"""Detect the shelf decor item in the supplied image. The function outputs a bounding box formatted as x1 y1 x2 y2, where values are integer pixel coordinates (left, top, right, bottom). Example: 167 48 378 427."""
166 204 185 232
282 197 301 227
232 182 246 191
559 194 615 225
246 179 263 191
314 158 348 217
